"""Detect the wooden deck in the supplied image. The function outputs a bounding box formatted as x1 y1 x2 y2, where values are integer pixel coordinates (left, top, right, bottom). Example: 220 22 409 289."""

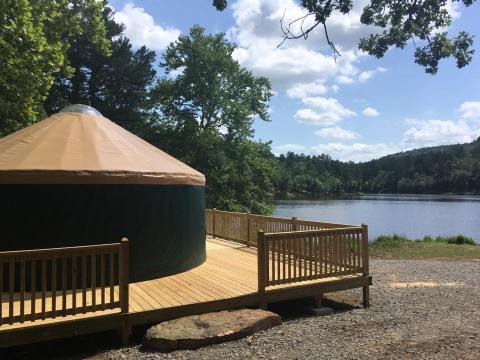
0 237 370 348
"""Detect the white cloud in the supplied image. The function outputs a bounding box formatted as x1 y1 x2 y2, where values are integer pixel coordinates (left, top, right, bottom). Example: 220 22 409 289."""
359 70 374 82
315 126 359 140
310 142 400 162
336 75 355 84
331 84 340 93
286 81 327 99
228 0 380 94
274 142 399 161
274 144 307 152
295 97 356 125
362 107 379 117
277 99 480 162
114 3 181 50
403 119 480 148
446 0 462 20
459 101 480 122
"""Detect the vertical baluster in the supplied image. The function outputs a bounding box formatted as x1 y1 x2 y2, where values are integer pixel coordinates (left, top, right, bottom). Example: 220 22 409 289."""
277 239 281 282
72 255 77 314
109 252 114 306
348 233 353 272
352 233 357 270
339 232 344 275
329 235 334 275
20 258 25 323
101 252 105 310
271 238 275 284
30 259 36 321
9 259 14 324
62 256 67 316
82 254 87 313
309 235 313 279
282 237 286 283
51 255 57 318
357 233 362 272
346 234 350 272
41 258 46 320
319 235 323 277
292 235 297 280
0 261 3 325
304 235 308 280
287 237 291 281
91 252 96 311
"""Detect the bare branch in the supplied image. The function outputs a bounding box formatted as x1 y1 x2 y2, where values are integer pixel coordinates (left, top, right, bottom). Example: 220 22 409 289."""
277 9 341 61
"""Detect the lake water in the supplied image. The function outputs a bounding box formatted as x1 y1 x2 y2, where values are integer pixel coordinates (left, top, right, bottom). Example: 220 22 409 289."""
273 195 480 242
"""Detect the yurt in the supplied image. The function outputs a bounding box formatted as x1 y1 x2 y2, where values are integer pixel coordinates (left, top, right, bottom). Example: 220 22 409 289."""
0 104 206 282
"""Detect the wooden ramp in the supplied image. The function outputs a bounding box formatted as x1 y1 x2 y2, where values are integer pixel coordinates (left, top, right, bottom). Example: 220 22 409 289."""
0 238 369 347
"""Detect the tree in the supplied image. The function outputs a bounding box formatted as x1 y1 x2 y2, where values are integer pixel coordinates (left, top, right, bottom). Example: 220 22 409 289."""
0 0 110 137
153 25 272 141
44 5 156 133
150 26 276 213
213 0 477 74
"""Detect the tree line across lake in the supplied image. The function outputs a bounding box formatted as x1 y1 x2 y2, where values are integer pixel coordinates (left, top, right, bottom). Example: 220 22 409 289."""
276 140 480 200
1 1 479 215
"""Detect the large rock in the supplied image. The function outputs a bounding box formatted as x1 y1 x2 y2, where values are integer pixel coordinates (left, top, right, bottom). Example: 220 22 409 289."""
143 309 282 351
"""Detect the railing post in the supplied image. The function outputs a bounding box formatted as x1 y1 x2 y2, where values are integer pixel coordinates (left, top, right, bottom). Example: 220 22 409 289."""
361 224 370 308
246 212 251 247
257 230 267 309
212 208 216 239
119 238 129 314
119 237 131 345
291 217 298 262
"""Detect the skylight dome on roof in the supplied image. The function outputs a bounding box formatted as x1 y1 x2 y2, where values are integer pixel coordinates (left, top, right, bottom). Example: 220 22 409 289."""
59 104 103 117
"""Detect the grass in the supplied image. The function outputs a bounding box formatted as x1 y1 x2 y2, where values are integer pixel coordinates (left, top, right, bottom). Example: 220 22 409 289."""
369 234 480 260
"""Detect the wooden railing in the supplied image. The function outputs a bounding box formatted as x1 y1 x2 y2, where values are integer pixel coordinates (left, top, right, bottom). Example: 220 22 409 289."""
206 208 353 247
0 239 129 326
257 226 368 290
205 208 369 300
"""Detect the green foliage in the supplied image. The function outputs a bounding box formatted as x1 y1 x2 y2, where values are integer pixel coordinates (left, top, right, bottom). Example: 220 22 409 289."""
214 0 477 74
371 234 477 247
370 233 479 259
359 0 476 74
150 26 276 214
276 139 480 198
213 0 228 11
370 234 410 249
0 0 110 136
44 5 156 132
442 235 476 245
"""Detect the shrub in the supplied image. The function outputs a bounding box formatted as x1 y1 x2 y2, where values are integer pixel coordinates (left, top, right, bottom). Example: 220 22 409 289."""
445 235 476 245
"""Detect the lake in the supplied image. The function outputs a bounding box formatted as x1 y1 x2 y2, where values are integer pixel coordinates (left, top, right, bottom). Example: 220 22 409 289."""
273 194 480 242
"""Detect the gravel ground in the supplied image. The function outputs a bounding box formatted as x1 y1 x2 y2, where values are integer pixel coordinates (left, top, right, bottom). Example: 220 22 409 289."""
96 259 480 360
3 259 479 360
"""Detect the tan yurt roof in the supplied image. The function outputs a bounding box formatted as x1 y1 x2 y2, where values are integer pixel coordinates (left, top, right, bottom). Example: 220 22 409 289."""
0 105 205 185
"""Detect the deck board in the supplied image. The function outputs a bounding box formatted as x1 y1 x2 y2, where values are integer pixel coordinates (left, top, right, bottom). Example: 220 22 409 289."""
0 237 368 347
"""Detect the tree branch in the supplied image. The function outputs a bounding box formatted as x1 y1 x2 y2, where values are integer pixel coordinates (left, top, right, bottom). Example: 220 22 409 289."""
277 9 341 61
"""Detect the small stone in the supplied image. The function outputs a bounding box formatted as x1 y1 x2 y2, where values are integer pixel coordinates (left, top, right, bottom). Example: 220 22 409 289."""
143 309 282 351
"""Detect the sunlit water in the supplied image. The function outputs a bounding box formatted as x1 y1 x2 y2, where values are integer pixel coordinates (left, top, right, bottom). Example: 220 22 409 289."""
273 194 480 242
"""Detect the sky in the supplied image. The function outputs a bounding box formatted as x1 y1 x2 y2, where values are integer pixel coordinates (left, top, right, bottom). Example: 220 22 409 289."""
109 0 480 162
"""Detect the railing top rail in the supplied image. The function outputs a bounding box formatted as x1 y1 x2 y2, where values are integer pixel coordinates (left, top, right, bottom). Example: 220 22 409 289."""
206 209 249 216
0 242 121 259
263 226 363 239
206 208 357 229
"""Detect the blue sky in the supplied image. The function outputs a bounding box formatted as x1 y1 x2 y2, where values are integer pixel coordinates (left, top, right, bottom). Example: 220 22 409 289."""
109 0 480 162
